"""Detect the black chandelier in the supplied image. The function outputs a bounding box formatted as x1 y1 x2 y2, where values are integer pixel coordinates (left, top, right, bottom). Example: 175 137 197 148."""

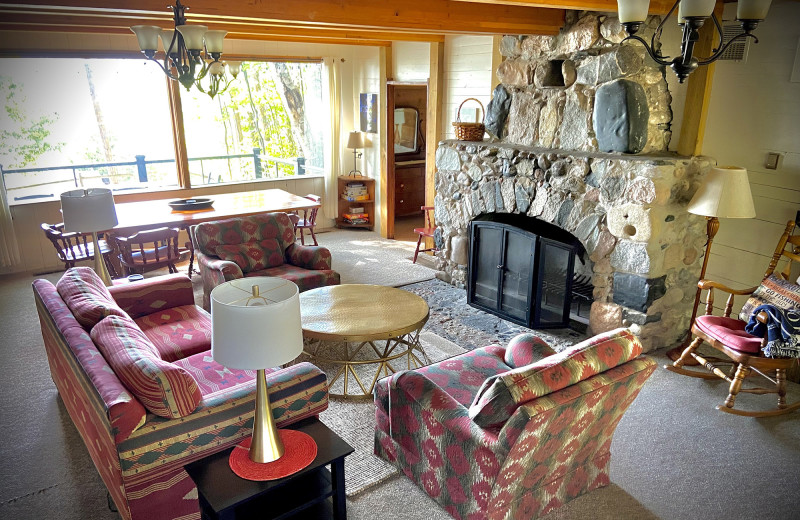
617 0 772 83
130 0 240 98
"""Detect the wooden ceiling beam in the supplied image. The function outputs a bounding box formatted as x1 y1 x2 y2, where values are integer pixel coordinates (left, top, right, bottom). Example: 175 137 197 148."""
0 0 565 35
451 0 675 15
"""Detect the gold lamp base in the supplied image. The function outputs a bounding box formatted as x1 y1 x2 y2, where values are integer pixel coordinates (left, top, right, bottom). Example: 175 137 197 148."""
250 368 285 463
91 231 113 287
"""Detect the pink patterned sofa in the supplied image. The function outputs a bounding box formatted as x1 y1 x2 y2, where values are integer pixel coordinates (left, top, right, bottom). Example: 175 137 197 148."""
374 328 656 520
192 212 340 310
32 267 329 520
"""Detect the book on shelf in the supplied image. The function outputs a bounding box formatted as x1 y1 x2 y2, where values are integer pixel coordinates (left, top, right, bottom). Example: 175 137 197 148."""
343 218 369 225
343 195 369 201
348 206 364 213
343 212 369 220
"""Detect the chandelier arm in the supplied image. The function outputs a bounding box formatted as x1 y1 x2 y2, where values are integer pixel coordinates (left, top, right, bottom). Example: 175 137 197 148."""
147 55 180 81
622 36 672 66
651 0 682 59
710 13 724 52
697 32 758 65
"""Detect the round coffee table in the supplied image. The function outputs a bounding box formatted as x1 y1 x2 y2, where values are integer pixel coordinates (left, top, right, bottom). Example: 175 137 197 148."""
299 284 430 398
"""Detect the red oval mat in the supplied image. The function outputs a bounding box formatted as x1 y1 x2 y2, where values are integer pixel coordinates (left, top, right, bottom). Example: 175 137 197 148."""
229 430 317 481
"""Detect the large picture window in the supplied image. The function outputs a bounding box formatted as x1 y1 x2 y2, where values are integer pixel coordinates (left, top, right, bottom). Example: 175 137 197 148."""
0 57 326 203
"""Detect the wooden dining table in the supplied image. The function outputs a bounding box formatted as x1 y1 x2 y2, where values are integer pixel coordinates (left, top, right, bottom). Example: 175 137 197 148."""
108 188 320 276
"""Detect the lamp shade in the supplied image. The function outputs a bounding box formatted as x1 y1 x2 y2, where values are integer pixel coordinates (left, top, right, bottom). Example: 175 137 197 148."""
211 277 303 370
687 166 756 219
617 0 650 23
131 25 161 52
60 188 118 233
679 0 716 18
176 24 207 51
160 29 178 55
737 0 772 19
204 30 227 54
347 131 365 150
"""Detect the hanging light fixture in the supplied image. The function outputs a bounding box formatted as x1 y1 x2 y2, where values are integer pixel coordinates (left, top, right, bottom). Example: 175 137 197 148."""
130 0 240 98
616 0 772 83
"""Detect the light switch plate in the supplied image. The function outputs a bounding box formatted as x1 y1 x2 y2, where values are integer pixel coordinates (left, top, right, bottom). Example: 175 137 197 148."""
765 152 780 170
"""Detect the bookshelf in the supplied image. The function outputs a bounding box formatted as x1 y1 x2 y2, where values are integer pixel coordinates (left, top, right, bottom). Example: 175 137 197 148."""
336 175 375 230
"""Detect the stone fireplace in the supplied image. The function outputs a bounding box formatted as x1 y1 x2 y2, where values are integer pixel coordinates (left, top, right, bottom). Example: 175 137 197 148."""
430 12 715 352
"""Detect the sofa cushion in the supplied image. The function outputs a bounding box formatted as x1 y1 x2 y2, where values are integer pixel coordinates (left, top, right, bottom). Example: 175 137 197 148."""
194 212 296 257
56 266 129 329
738 274 800 322
503 333 557 368
172 351 258 394
469 328 642 429
247 264 339 293
134 305 212 362
91 315 202 418
214 239 284 272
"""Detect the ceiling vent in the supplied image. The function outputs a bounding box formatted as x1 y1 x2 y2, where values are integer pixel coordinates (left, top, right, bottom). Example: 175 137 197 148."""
717 23 751 62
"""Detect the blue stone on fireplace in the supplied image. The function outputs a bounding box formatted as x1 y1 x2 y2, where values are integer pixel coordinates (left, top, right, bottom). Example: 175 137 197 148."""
612 273 666 313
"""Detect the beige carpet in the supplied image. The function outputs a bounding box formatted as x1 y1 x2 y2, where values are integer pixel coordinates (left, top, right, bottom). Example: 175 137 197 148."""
315 331 465 496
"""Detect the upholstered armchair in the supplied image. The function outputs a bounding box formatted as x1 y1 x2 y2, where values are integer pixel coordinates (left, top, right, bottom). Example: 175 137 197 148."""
192 212 340 309
374 328 656 520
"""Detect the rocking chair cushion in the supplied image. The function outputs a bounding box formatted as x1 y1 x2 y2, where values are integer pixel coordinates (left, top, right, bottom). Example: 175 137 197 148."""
694 315 762 354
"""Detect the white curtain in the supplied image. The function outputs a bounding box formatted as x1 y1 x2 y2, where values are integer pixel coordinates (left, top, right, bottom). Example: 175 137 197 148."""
0 174 21 268
322 57 342 221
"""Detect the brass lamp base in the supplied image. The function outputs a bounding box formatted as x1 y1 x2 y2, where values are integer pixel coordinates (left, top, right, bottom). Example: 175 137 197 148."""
92 231 113 287
250 368 285 463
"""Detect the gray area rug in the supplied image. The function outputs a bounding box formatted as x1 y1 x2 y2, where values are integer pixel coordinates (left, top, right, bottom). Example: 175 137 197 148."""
315 331 465 496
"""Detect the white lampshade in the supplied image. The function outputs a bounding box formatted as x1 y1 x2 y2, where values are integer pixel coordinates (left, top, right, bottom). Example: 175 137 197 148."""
679 0 716 18
347 131 365 150
204 30 227 53
687 166 756 219
617 0 650 23
160 29 178 55
211 277 303 370
130 25 161 52
60 188 118 233
737 0 772 19
176 24 208 51
226 61 242 78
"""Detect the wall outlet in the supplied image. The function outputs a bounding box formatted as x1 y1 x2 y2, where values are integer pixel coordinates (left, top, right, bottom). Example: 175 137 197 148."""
765 152 781 170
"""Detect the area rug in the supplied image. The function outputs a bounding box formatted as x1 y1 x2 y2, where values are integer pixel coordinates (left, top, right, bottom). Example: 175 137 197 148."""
314 330 465 496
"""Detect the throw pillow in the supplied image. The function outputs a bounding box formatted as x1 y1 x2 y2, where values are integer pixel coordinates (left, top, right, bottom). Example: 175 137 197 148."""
56 266 129 329
214 239 284 272
91 315 202 418
503 333 557 368
738 274 800 323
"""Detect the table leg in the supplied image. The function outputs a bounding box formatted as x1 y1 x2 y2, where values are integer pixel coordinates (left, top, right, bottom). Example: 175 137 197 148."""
332 457 346 520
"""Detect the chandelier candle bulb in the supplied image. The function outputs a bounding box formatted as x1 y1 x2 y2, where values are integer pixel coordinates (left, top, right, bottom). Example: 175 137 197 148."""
738 0 772 20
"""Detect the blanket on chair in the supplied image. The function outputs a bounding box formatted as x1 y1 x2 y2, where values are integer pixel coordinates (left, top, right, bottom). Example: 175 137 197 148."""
745 304 800 358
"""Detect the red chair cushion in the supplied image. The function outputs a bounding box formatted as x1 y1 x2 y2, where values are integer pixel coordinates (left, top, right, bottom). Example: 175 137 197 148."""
694 315 762 354
413 227 436 237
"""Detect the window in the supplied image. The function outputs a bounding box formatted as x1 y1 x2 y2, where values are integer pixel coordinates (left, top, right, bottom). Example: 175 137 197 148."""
1 57 326 203
179 60 324 185
0 57 177 202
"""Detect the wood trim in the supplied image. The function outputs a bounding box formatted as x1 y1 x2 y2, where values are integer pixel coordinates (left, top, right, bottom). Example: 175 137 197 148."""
491 35 503 92
0 1 564 36
451 0 674 15
386 83 397 239
425 42 444 250
167 78 191 189
380 46 391 238
677 0 724 157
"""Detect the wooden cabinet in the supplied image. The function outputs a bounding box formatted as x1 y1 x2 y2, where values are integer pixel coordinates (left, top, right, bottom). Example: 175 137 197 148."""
395 162 425 217
336 175 375 230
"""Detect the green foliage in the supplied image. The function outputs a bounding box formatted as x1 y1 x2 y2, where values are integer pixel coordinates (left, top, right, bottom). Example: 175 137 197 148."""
0 76 63 169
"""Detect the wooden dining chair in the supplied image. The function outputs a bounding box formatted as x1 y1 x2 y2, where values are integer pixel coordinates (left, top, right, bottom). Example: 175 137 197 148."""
294 194 321 246
41 222 117 277
114 227 187 276
413 206 438 263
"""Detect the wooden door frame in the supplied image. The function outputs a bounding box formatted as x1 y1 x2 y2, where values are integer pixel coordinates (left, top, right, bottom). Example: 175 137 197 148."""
385 80 427 239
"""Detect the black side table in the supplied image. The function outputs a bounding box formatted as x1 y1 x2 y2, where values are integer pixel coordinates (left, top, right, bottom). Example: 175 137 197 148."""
185 418 354 520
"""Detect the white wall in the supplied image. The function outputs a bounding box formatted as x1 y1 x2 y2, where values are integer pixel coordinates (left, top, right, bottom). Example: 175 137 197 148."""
393 41 430 82
442 35 494 140
697 0 800 293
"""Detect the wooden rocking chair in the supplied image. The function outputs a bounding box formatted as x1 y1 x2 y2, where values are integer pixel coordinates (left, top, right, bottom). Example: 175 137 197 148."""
666 220 800 417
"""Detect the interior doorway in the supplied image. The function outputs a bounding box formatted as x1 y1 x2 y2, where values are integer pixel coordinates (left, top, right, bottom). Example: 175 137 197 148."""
386 82 427 240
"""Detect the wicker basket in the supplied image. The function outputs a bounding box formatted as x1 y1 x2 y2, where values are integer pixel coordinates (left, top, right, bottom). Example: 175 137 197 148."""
452 98 486 141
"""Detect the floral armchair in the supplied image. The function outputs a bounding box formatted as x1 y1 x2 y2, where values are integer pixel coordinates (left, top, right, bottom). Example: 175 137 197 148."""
192 212 340 309
374 328 656 520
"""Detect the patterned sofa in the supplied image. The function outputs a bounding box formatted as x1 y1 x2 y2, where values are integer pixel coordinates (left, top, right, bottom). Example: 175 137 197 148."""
374 328 656 520
192 212 340 310
32 267 329 520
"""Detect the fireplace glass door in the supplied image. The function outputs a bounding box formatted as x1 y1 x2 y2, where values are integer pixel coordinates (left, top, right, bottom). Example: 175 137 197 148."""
533 238 575 327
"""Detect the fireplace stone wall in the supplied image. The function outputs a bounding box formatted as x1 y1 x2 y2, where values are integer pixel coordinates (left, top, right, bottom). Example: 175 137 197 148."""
432 141 713 352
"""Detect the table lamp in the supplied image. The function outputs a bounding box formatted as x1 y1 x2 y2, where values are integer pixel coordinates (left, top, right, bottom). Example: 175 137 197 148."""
60 188 118 286
666 166 756 361
211 277 316 478
346 130 365 177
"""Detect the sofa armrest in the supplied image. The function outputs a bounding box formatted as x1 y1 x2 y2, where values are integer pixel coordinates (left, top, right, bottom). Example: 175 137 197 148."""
286 243 333 270
108 273 195 319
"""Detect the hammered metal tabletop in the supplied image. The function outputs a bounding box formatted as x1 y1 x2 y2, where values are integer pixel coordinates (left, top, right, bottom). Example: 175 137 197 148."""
300 284 429 341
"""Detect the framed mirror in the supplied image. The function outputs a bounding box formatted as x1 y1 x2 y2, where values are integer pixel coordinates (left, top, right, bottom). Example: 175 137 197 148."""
394 107 419 154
